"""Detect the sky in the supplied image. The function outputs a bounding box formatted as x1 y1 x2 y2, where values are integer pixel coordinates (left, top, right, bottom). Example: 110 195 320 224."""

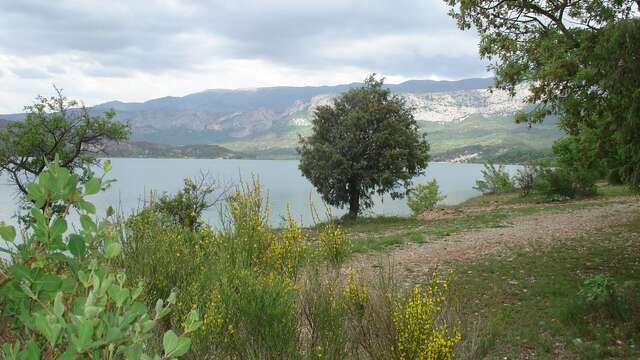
0 0 487 113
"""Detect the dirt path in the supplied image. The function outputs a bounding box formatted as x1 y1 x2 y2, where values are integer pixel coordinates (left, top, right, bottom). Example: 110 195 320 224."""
350 200 640 284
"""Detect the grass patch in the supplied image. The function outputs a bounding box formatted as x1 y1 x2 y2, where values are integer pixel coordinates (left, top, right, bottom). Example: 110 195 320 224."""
451 218 640 359
336 186 636 254
459 183 636 208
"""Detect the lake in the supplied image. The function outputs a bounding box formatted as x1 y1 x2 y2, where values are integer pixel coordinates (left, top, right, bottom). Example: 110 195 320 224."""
0 159 520 228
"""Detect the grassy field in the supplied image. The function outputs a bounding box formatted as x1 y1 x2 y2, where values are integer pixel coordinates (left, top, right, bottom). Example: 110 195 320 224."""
340 184 640 359
451 218 640 359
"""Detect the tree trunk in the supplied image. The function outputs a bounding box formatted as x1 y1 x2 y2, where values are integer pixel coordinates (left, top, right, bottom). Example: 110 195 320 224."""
348 180 360 218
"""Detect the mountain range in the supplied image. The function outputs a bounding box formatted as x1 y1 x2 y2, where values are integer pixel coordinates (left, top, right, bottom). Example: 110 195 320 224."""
1 78 563 162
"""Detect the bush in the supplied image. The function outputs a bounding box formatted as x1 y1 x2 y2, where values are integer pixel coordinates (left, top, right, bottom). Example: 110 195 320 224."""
154 172 223 230
0 160 200 359
607 168 624 185
514 162 542 196
579 274 618 306
534 168 598 199
391 274 461 360
473 162 515 195
566 274 640 325
121 179 308 358
407 180 446 216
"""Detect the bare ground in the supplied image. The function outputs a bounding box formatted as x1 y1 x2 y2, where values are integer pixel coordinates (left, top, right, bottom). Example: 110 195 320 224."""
350 199 640 284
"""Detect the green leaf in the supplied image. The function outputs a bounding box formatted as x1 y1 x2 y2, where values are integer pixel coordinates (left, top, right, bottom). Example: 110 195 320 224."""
53 292 65 317
163 330 178 355
78 200 96 214
0 224 16 242
78 270 91 288
50 218 67 240
58 350 74 360
122 303 147 326
30 208 46 227
34 275 63 294
104 241 121 259
34 313 62 347
76 320 94 350
84 178 101 195
107 284 130 307
185 310 202 333
68 235 86 258
170 337 192 357
26 183 46 208
79 215 97 233
18 341 40 360
103 160 112 173
106 206 115 217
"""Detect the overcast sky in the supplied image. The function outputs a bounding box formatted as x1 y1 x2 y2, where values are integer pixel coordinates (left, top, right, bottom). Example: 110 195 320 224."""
0 0 487 113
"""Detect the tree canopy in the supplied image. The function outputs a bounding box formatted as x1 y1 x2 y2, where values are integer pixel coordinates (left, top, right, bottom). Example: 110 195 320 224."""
297 75 430 217
446 0 640 188
0 88 130 195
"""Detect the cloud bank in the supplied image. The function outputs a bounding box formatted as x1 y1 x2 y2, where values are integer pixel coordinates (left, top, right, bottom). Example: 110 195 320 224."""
0 0 487 113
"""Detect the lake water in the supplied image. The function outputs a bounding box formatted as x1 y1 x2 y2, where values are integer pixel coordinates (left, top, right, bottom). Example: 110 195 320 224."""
0 159 520 228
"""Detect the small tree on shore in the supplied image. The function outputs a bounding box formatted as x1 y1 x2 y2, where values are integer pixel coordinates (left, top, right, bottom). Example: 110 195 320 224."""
297 75 430 218
0 87 130 195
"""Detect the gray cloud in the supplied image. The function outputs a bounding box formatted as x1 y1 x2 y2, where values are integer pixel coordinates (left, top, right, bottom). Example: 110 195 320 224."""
11 67 50 79
0 0 486 80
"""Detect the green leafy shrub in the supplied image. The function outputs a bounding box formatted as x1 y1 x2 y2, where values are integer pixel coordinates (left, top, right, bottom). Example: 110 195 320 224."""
607 168 624 185
579 274 617 306
514 162 542 196
544 137 599 198
407 180 446 216
534 168 597 199
473 162 515 195
154 173 221 230
0 160 200 359
564 274 640 326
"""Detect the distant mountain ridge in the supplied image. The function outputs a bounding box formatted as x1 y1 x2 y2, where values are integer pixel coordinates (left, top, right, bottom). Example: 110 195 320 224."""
1 77 563 162
93 78 495 113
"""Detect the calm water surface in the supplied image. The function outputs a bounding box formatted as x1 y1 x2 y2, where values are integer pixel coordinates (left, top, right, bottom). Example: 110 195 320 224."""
0 159 520 227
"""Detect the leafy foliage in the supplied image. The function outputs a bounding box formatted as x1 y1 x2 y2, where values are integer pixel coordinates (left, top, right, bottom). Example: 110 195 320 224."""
154 172 225 230
407 180 446 216
298 74 430 218
446 0 640 189
0 88 129 195
473 162 514 195
0 160 199 359
514 162 542 196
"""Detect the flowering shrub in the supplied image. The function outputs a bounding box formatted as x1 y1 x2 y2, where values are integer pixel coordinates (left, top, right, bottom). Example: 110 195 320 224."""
118 177 461 359
317 222 351 266
392 274 460 360
0 160 200 359
344 267 369 317
121 179 304 358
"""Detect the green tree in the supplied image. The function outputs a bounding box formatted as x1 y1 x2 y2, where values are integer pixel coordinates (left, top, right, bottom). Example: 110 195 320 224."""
445 0 640 188
0 87 130 195
297 75 430 218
